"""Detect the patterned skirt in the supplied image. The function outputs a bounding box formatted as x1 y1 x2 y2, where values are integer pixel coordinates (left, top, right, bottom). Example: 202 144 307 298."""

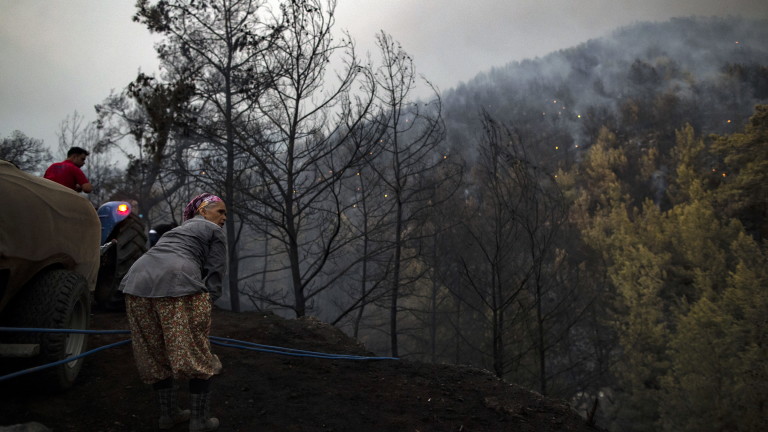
125 292 222 384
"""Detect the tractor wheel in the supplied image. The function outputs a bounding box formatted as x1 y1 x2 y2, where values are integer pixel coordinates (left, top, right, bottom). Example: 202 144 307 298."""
100 213 148 310
113 213 148 280
0 269 90 389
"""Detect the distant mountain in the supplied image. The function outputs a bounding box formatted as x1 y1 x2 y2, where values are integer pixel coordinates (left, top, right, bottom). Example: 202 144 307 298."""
443 16 768 168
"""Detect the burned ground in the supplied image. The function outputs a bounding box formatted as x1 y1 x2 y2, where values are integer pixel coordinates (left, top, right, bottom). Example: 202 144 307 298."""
1 309 603 432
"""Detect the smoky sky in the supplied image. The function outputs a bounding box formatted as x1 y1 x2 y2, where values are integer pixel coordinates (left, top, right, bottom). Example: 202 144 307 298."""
2 0 767 157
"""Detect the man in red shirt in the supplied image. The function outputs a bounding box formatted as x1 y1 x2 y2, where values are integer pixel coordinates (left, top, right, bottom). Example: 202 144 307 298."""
44 146 93 193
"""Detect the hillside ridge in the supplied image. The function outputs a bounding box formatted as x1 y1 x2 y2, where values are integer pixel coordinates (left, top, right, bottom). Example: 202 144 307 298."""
443 15 768 167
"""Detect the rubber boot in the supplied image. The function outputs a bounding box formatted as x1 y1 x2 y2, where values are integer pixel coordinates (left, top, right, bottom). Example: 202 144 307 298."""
189 392 219 432
157 386 191 430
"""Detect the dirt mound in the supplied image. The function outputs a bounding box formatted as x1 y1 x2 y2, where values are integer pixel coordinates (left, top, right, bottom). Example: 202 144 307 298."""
1 309 602 431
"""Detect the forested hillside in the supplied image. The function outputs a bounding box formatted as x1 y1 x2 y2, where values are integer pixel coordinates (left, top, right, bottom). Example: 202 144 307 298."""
444 16 768 172
434 15 768 432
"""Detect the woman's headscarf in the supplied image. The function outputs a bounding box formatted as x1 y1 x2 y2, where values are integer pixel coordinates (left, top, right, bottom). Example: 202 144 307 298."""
183 193 223 221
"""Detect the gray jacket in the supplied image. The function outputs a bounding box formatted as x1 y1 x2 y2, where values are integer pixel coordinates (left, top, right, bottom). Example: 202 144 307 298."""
119 216 227 300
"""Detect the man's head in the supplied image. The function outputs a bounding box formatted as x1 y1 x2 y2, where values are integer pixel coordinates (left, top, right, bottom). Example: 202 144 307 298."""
66 147 90 167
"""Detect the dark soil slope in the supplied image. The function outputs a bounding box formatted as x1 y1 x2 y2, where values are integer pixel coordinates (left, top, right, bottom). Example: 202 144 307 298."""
1 309 602 432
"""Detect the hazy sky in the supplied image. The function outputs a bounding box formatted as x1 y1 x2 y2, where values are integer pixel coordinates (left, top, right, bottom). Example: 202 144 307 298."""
2 0 768 157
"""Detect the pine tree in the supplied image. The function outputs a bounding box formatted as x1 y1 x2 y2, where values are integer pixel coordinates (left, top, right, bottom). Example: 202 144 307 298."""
711 105 768 240
660 232 768 431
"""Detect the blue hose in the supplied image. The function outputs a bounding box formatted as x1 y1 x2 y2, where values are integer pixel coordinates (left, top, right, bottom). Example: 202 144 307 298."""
0 327 130 335
209 335 398 360
0 326 397 382
0 339 131 382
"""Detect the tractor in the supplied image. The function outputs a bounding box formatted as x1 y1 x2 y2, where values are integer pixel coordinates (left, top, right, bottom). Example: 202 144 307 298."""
0 160 147 389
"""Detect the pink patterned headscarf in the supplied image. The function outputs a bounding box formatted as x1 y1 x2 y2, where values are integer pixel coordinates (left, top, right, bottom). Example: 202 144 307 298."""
183 193 223 221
